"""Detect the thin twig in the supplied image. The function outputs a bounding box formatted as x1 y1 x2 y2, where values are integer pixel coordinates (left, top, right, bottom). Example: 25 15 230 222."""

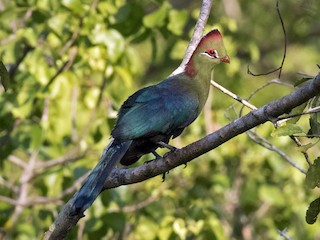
8 155 27 169
10 151 39 227
122 194 157 213
247 0 287 78
277 228 292 240
43 47 78 92
78 75 108 140
247 130 306 174
35 150 86 169
0 196 19 205
277 106 320 120
171 0 213 76
211 80 257 110
0 176 18 193
8 45 34 79
0 173 88 207
71 87 79 142
276 0 287 79
290 136 311 166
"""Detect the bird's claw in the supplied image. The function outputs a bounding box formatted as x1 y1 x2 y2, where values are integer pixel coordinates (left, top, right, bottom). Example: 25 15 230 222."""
162 171 170 182
145 150 163 164
157 141 177 152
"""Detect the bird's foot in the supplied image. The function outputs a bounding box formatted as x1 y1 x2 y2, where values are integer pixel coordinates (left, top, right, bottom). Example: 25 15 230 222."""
145 150 162 164
184 162 187 168
157 141 177 152
162 171 170 182
151 150 162 159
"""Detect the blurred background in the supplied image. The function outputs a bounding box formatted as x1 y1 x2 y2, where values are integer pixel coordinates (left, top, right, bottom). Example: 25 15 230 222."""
0 0 319 239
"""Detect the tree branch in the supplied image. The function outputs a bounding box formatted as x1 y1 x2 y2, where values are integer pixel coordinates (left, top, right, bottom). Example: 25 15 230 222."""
170 0 213 76
44 73 320 239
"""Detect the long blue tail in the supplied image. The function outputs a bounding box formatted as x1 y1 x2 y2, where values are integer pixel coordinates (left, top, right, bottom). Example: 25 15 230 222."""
71 139 132 214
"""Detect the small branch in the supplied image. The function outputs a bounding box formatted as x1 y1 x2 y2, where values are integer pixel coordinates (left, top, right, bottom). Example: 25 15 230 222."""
8 45 34 79
247 0 287 78
247 130 306 174
290 136 312 166
0 196 19 205
43 47 78 92
78 72 109 141
10 151 38 227
277 106 320 120
0 176 18 193
71 87 79 142
210 80 257 110
122 194 157 213
8 155 27 169
35 149 86 169
171 0 213 76
0 173 88 207
291 134 320 138
276 0 287 79
60 19 83 55
278 228 292 240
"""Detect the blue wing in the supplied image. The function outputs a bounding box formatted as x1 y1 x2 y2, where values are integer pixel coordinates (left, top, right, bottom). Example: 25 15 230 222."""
112 78 200 141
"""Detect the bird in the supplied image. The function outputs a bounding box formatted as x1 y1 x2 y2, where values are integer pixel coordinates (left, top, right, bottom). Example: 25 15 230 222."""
72 29 230 214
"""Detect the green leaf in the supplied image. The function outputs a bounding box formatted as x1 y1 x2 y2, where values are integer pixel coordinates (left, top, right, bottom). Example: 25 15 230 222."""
259 185 285 206
62 0 86 14
18 28 37 47
173 218 187 239
48 13 69 36
30 124 43 150
0 61 10 91
91 29 125 63
308 113 320 137
110 2 144 36
143 2 171 28
271 123 304 137
286 102 307 124
306 197 320 224
305 157 320 189
294 77 313 87
168 9 188 35
84 87 100 109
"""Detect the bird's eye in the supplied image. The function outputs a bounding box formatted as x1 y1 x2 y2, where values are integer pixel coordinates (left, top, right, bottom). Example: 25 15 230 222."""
205 49 218 58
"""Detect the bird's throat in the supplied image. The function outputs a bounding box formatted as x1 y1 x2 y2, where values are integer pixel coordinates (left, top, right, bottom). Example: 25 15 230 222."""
191 64 213 110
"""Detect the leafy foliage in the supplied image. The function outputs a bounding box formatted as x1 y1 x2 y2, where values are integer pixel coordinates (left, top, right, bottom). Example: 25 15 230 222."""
306 198 320 224
0 0 320 239
306 158 320 189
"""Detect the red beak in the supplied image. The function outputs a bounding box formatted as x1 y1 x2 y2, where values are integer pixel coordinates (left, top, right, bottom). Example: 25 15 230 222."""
221 55 230 64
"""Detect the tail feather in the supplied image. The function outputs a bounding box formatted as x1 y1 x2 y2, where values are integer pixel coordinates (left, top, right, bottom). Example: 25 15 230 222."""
71 139 132 214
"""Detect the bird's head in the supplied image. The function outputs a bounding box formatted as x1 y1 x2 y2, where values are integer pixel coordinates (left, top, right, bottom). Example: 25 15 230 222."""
197 29 230 64
185 29 229 76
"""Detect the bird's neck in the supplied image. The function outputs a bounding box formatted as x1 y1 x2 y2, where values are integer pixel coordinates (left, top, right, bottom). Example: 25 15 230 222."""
185 58 213 109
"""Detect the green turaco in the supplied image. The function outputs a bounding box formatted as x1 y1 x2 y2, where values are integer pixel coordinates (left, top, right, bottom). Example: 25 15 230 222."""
72 29 230 213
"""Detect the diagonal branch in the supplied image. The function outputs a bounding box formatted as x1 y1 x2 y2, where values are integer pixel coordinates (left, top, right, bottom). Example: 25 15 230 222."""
170 0 213 76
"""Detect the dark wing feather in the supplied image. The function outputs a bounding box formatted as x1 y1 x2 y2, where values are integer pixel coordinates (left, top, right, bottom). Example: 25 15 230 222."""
112 82 200 141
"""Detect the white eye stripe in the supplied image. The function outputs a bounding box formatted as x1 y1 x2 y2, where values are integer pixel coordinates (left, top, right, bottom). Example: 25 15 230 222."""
201 50 220 59
211 50 219 58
